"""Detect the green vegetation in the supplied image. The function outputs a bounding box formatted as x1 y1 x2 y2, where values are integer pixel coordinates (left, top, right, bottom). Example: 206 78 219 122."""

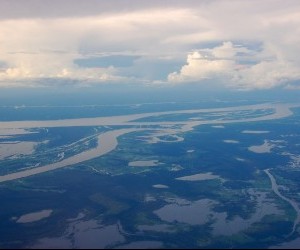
89 193 130 215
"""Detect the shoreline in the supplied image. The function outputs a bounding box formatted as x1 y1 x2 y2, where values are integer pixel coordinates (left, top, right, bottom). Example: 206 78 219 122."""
264 169 300 235
0 103 298 183
0 128 139 183
0 103 296 130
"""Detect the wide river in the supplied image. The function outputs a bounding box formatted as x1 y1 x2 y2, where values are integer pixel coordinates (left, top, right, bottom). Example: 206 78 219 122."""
0 102 299 183
264 169 300 235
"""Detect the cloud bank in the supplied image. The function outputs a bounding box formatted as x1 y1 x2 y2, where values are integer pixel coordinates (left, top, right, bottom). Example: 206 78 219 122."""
0 0 299 90
168 42 300 89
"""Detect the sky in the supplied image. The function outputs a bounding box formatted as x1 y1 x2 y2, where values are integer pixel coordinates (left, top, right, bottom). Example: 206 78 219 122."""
0 0 300 90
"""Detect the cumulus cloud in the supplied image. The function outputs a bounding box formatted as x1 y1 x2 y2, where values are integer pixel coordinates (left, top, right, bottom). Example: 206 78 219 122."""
0 9 196 84
168 42 243 82
231 60 300 89
168 42 300 89
0 0 300 89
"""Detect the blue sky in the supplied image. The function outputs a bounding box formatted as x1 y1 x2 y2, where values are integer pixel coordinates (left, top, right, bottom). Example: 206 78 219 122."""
0 0 300 90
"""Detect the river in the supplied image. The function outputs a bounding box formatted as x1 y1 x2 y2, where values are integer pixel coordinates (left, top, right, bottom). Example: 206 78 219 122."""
0 128 139 183
264 169 300 235
0 103 299 183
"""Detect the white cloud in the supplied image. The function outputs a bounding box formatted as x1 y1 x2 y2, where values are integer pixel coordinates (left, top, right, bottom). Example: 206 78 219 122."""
0 1 300 89
167 42 240 83
168 50 235 82
211 41 237 59
0 9 197 84
231 60 300 89
168 42 300 89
